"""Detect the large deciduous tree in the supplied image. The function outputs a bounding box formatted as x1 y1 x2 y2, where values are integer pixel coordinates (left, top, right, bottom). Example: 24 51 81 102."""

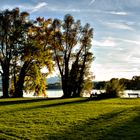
13 17 53 97
50 14 94 98
0 8 29 97
0 8 53 97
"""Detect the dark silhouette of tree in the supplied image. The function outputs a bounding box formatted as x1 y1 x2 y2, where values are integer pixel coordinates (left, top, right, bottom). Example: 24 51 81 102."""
131 76 140 90
0 8 93 98
119 78 130 90
0 8 29 97
119 76 140 90
94 76 140 91
50 14 94 98
93 81 106 89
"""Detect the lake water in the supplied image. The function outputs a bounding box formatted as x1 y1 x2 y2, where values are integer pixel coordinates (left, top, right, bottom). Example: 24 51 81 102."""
122 90 140 98
0 90 140 98
92 90 140 98
0 90 63 98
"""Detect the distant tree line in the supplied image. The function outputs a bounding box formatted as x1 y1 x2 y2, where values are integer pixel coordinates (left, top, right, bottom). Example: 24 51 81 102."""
91 78 124 99
94 76 140 90
47 82 62 89
0 8 94 98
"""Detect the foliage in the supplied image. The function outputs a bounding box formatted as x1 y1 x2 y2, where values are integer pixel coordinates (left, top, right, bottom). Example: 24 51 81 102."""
50 14 94 98
0 8 29 97
23 64 47 97
131 76 140 90
14 17 53 97
93 81 106 89
0 8 94 98
94 76 140 90
0 98 140 139
47 82 62 89
0 8 54 97
105 78 124 97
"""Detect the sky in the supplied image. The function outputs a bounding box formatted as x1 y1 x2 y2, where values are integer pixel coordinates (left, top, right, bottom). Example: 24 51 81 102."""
1 0 140 81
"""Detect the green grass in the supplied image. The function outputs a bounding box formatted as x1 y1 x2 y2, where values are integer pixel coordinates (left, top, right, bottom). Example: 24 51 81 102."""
0 97 140 140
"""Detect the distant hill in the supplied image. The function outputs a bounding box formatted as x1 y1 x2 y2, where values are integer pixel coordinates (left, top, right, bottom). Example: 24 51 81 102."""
47 76 60 84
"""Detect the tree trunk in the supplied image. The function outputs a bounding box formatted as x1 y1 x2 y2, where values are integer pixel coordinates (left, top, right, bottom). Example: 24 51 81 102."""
61 76 71 98
14 77 24 97
14 62 28 97
2 72 9 98
62 77 68 98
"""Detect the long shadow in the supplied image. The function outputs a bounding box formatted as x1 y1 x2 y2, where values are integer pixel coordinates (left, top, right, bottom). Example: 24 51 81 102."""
21 97 91 111
0 98 91 114
0 95 139 107
0 97 92 107
0 97 64 106
40 106 140 140
0 96 126 107
101 107 140 140
41 109 126 140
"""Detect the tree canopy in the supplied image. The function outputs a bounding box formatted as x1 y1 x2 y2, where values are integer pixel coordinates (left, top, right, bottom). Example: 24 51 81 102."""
0 8 94 98
0 8 53 97
50 14 94 97
0 8 30 97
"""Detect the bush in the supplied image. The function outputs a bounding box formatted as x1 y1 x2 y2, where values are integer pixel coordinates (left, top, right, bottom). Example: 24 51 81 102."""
105 78 124 98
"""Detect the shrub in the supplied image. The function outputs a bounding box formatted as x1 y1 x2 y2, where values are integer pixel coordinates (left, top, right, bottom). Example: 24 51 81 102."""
105 78 124 98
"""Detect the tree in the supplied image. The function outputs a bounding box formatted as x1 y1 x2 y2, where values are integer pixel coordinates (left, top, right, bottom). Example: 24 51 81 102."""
119 78 130 90
105 78 124 97
23 64 47 97
13 17 53 97
50 14 94 98
94 81 106 89
0 8 29 97
131 76 140 90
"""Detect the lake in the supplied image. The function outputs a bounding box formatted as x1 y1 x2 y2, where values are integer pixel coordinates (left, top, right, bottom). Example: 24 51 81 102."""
24 89 63 98
0 90 63 98
92 89 140 98
0 90 140 98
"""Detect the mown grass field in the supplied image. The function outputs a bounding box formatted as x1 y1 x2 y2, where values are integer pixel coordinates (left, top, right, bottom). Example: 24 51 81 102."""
0 97 140 140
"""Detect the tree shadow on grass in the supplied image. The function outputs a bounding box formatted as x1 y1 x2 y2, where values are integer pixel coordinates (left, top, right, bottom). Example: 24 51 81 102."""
21 97 122 111
22 98 91 111
0 98 54 106
41 107 140 140
0 97 91 108
101 106 140 140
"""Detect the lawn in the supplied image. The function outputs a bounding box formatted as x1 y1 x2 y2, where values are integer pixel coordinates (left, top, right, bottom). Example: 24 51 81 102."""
0 97 140 140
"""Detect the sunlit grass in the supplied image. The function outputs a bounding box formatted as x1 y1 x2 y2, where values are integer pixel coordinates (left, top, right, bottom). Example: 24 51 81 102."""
0 97 140 140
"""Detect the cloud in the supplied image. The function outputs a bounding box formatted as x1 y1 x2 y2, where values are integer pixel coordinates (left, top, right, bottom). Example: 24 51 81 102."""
92 38 117 47
31 2 48 13
92 35 140 81
89 0 96 5
104 22 134 31
107 11 128 16
45 5 95 13
93 60 140 81
94 10 129 16
113 37 140 46
1 2 48 13
47 6 81 12
93 36 140 49
120 39 140 45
